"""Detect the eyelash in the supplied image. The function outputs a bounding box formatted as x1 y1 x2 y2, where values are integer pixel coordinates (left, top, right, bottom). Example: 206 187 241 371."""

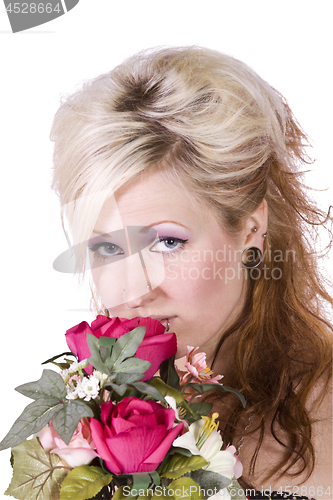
149 237 188 256
88 242 124 262
88 237 188 261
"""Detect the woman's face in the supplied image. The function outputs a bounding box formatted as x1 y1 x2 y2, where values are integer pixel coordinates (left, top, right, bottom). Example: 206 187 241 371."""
88 170 248 364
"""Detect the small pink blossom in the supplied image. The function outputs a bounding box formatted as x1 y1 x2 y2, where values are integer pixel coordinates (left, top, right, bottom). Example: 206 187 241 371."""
177 346 223 388
39 417 98 468
225 444 243 478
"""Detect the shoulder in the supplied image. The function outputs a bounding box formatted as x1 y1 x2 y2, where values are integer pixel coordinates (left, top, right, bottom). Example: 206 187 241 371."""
306 372 332 419
303 374 332 488
239 374 332 495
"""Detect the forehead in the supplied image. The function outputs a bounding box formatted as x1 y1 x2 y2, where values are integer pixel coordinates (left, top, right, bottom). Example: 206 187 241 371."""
94 170 217 231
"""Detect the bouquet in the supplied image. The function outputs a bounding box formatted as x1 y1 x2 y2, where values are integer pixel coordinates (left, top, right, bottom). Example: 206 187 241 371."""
0 316 246 500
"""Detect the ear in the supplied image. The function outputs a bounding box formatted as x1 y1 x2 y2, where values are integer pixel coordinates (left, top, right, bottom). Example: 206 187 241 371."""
242 199 268 253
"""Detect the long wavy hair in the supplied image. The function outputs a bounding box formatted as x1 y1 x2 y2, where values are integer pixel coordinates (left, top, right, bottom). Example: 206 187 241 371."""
51 46 332 484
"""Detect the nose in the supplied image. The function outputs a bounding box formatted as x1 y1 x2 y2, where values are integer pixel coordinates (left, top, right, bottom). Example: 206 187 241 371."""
121 253 155 308
125 285 154 309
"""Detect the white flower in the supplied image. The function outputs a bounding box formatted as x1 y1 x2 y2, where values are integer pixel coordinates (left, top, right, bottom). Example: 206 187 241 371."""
173 413 237 479
165 396 180 420
66 391 77 400
61 359 89 383
164 396 189 430
66 390 78 400
65 375 82 400
93 370 108 386
77 375 100 401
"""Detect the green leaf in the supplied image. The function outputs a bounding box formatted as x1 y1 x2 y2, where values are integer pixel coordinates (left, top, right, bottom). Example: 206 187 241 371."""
42 352 78 365
98 337 116 363
132 382 166 402
87 333 110 375
100 346 111 363
149 379 195 417
106 382 129 396
190 469 231 496
98 336 116 349
15 369 67 401
149 378 184 404
5 437 69 500
0 398 62 451
116 372 144 385
109 327 146 367
149 471 160 487
50 362 72 370
60 465 112 500
159 355 181 392
131 472 152 493
159 453 208 479
53 400 94 445
168 477 203 499
113 357 151 374
168 447 192 458
185 383 246 408
188 402 213 417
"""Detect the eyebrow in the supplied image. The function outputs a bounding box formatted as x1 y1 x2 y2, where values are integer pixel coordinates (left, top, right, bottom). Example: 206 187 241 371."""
145 220 189 229
91 220 190 236
90 230 120 236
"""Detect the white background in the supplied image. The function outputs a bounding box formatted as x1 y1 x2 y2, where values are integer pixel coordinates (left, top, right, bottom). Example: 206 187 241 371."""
0 1 332 497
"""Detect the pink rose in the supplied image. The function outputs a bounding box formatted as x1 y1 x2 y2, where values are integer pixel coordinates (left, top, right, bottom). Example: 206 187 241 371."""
66 316 177 381
39 417 98 468
90 397 184 474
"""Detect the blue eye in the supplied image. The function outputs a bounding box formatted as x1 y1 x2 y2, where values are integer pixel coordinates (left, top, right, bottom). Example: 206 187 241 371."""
149 237 188 254
89 242 124 260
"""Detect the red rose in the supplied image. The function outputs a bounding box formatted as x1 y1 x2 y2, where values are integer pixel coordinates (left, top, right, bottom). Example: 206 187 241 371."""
65 316 177 381
90 397 184 474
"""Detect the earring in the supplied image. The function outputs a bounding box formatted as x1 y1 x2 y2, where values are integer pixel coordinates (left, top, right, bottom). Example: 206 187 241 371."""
147 284 150 291
252 227 258 233
241 247 263 269
263 232 267 238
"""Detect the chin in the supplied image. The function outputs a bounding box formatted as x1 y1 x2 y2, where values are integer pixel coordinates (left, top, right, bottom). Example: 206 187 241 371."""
174 344 188 359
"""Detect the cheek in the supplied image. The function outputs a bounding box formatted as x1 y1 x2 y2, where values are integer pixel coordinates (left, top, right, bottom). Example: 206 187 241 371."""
91 255 152 309
91 267 108 303
90 263 125 309
163 254 244 305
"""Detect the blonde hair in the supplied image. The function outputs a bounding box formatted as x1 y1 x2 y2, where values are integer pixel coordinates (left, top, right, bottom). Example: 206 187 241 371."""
52 46 299 245
51 46 332 484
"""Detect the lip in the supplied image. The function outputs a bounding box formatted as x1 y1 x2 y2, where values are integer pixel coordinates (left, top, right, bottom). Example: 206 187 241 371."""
144 316 176 329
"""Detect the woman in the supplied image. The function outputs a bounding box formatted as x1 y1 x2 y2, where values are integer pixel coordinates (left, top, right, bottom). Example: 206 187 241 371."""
51 47 332 498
